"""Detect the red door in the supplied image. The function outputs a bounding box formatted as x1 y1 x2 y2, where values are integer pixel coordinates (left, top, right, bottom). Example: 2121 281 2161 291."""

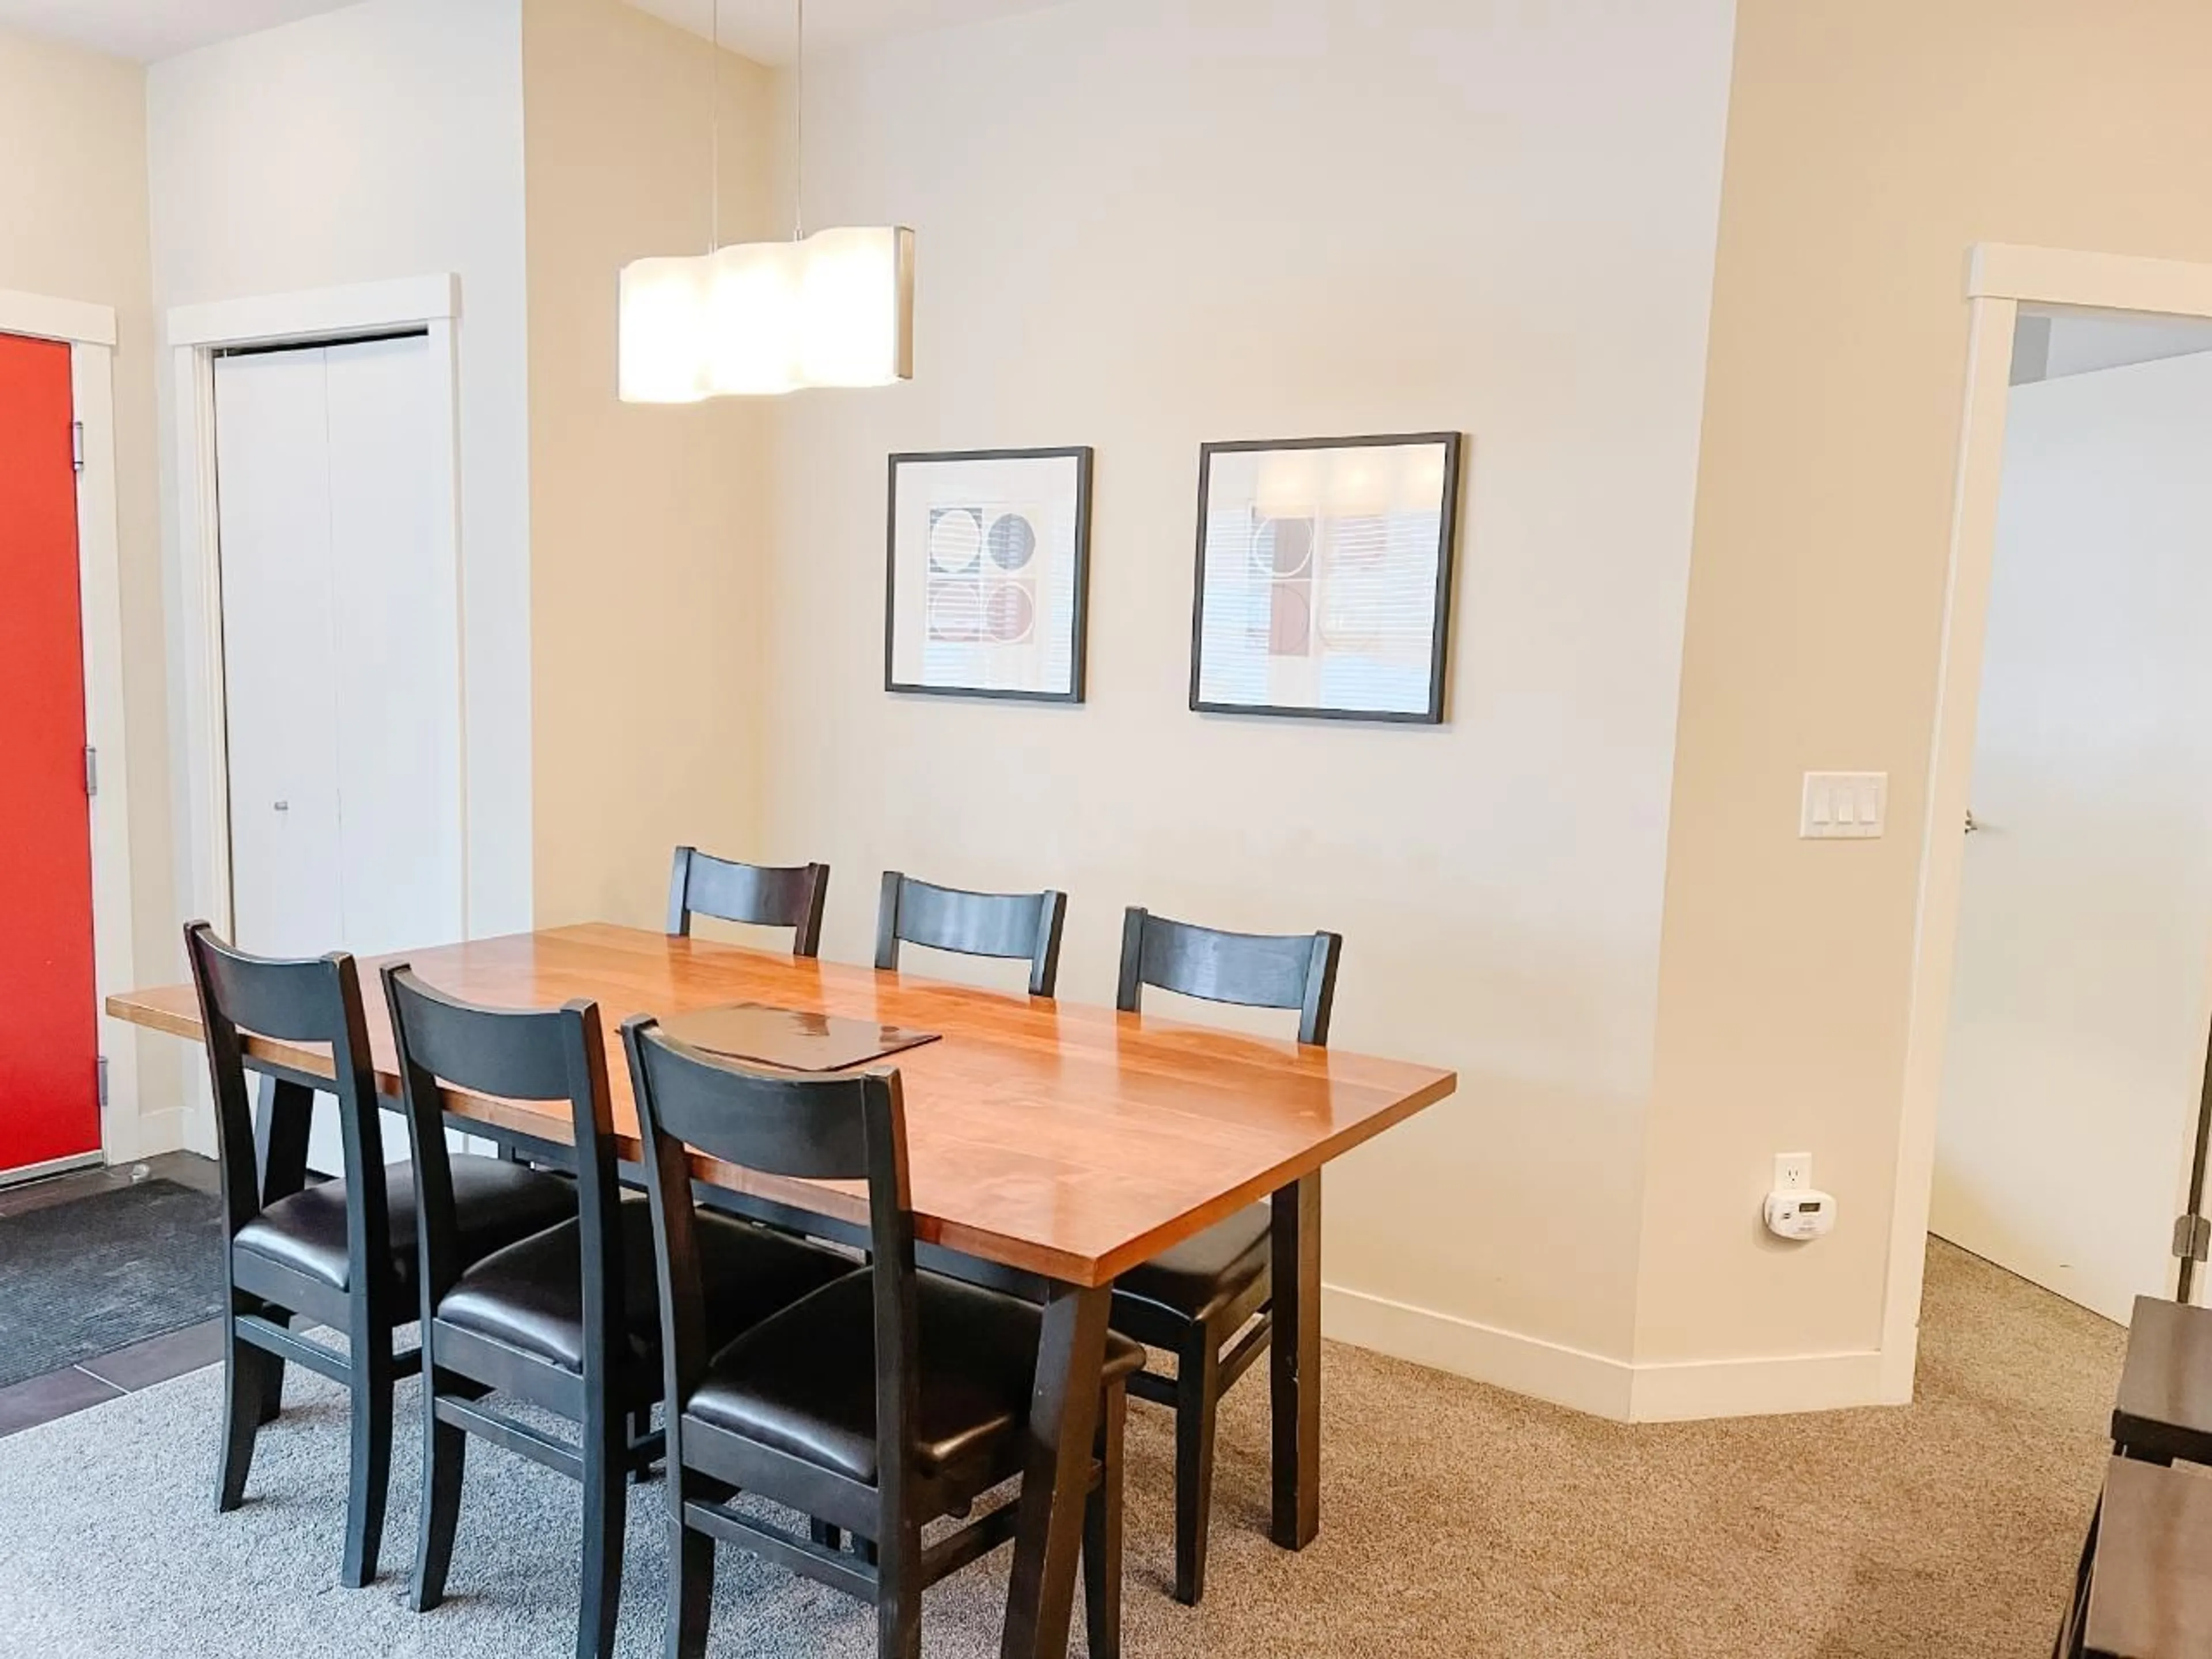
0 334 99 1178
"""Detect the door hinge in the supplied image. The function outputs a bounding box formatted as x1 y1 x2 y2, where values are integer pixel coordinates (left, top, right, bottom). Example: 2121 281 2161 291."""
71 420 84 473
97 1055 109 1109
84 745 98 797
2174 1213 2210 1263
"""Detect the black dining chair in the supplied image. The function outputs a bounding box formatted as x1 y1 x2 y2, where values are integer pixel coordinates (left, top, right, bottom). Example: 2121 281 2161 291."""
874 870 1066 996
667 847 831 956
1110 906 1343 1605
383 967 849 1659
622 1017 1143 1659
184 922 576 1589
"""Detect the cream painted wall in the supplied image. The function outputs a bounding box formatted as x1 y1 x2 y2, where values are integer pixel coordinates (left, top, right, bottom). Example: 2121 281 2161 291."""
1637 0 2212 1380
147 0 536 961
522 0 779 932
762 0 1738 1384
0 26 173 1126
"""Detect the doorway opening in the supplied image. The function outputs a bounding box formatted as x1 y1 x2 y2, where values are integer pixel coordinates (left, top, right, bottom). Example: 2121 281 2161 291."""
0 331 100 1186
0 292 135 1188
207 332 463 1177
165 275 467 1166
1931 306 2212 1324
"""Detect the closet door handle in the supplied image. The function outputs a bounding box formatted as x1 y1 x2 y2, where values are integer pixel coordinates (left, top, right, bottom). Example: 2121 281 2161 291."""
273 800 289 813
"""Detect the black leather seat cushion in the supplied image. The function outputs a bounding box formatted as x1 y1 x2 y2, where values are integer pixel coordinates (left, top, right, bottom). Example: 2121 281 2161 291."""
435 1198 850 1374
688 1272 1145 1486
233 1156 577 1299
1112 1203 1271 1325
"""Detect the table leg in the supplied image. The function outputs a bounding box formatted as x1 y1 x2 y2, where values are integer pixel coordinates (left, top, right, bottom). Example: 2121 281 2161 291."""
1001 1281 1110 1659
1271 1170 1321 1551
254 1075 314 1207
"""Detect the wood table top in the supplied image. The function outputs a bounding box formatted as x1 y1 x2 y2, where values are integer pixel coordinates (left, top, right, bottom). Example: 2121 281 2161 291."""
108 923 1457 1287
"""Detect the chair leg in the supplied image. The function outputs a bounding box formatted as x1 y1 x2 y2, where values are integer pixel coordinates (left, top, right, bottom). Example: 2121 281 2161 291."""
578 1407 629 1659
1173 1327 1222 1606
1083 1377 1127 1659
668 1497 717 1659
340 1343 396 1589
877 1517 923 1659
217 1320 278 1512
412 1379 469 1612
255 1310 288 1426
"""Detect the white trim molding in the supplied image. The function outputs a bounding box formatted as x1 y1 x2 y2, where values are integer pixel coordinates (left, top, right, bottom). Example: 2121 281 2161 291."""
0 287 117 348
0 289 145 1164
1628 1349 1887 1423
1969 243 2212 316
1880 243 2212 1403
166 272 459 350
1325 1283 1889 1422
1323 1283 1636 1420
166 274 467 1154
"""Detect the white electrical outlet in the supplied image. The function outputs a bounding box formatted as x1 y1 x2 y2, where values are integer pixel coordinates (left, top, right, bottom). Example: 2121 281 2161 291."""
1774 1152 1812 1192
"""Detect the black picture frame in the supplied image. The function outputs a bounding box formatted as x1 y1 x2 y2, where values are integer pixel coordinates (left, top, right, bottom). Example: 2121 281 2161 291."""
884 446 1094 704
1188 431 1464 725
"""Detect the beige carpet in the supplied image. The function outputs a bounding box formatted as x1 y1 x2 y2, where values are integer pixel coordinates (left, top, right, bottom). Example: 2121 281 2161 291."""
0 1237 2121 1657
1197 1236 2122 1657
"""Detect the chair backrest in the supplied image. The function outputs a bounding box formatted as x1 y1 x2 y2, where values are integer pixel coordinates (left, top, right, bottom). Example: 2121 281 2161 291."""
622 1017 914 1509
667 847 831 957
874 870 1066 997
183 920 386 1253
382 967 612 1328
1116 907 1343 1046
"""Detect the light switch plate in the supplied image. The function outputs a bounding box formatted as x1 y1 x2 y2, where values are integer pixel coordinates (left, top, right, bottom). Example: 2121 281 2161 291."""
1801 772 1887 839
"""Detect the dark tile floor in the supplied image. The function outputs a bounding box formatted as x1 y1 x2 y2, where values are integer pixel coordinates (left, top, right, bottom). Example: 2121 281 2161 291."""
0 1152 226 1440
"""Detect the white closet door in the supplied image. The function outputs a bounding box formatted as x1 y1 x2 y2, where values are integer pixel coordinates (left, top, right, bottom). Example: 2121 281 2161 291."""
215 335 465 1176
323 334 464 957
215 347 345 959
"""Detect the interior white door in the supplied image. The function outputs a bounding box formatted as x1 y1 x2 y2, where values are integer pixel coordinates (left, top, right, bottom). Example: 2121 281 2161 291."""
214 334 463 1175
1934 348 2212 1322
215 347 346 959
323 335 464 956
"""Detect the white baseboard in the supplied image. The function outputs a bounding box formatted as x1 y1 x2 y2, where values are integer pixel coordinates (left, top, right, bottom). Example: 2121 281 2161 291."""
1321 1282 1635 1419
1323 1282 1892 1423
1626 1347 1888 1422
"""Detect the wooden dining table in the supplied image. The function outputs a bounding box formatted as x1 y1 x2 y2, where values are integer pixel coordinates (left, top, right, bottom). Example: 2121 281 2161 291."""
109 921 1457 1659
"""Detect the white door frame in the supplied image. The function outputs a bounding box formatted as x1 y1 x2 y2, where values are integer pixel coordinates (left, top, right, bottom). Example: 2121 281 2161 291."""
1881 243 2212 1399
0 287 139 1171
166 274 465 1152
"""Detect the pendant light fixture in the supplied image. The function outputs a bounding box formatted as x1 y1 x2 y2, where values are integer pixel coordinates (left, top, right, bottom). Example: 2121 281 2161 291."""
619 0 914 403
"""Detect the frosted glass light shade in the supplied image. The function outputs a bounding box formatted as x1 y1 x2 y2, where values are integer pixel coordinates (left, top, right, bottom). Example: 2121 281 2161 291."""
617 254 715 404
788 226 914 389
619 226 914 403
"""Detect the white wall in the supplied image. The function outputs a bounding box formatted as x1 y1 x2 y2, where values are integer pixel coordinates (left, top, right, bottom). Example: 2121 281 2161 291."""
2044 314 2212 381
1635 0 2212 1414
763 0 1737 1404
147 0 535 971
1934 350 2212 1323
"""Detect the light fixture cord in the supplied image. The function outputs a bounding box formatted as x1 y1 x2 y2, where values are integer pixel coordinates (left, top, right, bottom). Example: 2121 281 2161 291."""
792 0 806 240
708 0 721 251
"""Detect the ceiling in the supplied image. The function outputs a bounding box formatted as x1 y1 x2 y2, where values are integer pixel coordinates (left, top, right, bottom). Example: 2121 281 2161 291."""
0 0 1059 65
0 0 353 61
624 0 1061 64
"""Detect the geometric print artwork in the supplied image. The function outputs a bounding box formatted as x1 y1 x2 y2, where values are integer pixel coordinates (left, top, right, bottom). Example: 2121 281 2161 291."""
887 448 1093 703
1190 434 1463 722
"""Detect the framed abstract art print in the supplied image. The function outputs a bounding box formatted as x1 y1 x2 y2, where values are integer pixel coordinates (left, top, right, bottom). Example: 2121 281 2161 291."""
1188 432 1463 723
884 446 1093 703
